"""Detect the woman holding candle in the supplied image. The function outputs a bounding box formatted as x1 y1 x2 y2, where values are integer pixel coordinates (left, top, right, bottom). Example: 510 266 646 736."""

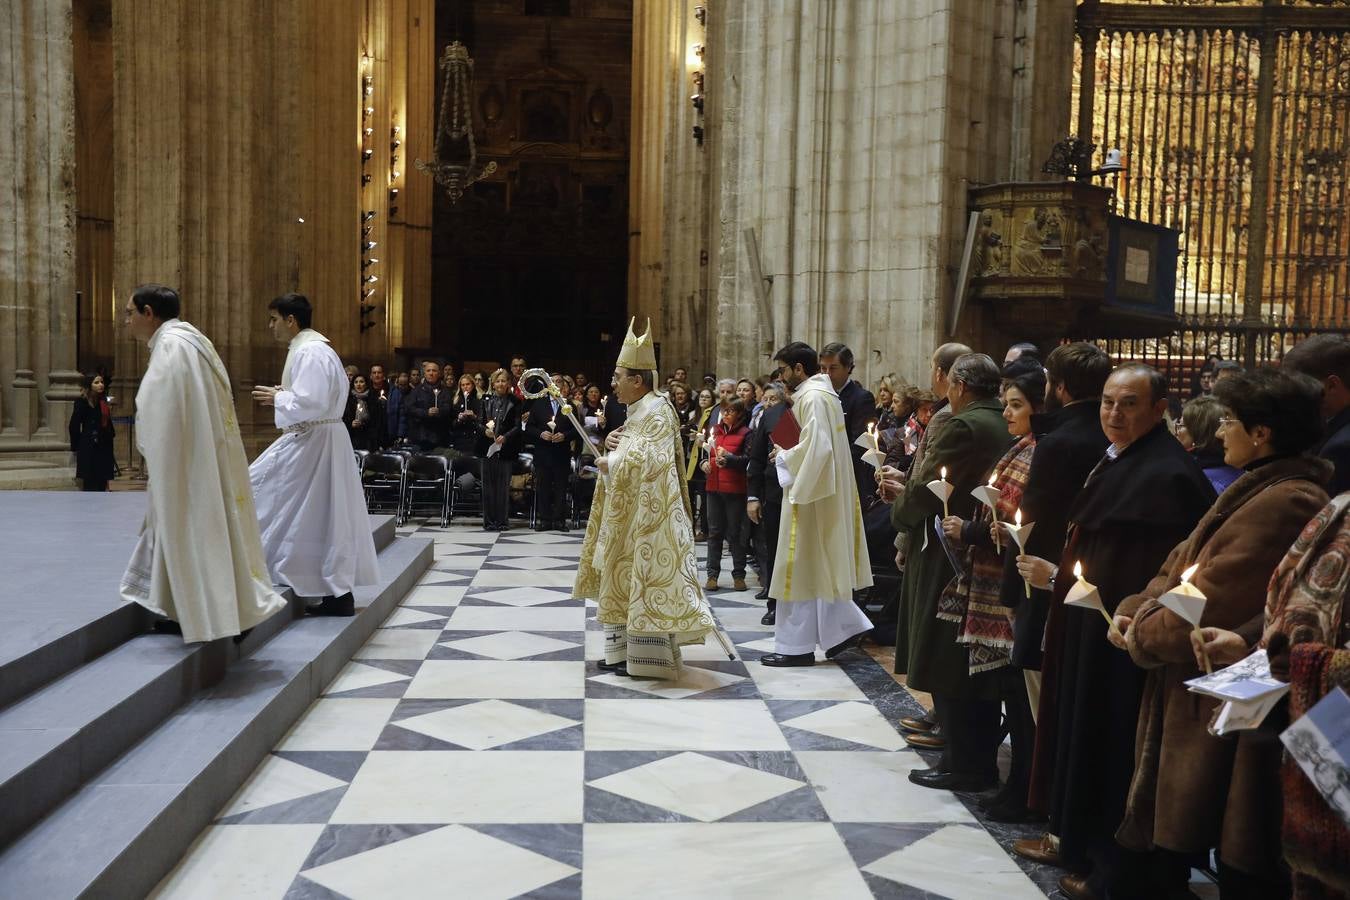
700 398 752 591
937 357 1046 820
690 387 716 541
1111 368 1330 898
479 368 522 530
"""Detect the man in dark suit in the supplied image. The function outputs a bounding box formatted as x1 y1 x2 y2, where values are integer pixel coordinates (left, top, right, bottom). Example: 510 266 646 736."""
1282 333 1350 495
746 387 790 623
405 361 451 451
820 343 877 512
525 373 578 531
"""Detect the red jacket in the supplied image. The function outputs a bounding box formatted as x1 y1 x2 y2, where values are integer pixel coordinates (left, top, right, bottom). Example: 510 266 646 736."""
705 421 750 494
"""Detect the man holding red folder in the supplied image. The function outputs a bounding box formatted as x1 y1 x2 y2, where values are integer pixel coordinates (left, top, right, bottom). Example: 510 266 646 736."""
760 341 874 666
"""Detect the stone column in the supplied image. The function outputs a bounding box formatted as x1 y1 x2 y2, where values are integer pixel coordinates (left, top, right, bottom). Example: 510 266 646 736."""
0 0 81 487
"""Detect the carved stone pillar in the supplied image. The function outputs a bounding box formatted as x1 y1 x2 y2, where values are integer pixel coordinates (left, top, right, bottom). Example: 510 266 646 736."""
0 0 81 487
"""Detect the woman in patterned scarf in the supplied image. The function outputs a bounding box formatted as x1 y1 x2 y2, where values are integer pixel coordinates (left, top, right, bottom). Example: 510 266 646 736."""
937 356 1046 822
1198 493 1350 899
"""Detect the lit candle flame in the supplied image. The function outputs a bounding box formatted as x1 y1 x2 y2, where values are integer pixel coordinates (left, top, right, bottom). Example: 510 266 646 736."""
1073 560 1083 579
1015 508 1023 526
988 472 997 486
941 466 948 481
1180 562 1199 584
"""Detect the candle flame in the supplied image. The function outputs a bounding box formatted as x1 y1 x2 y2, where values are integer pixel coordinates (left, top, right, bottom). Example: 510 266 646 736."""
988 472 997 486
941 466 948 481
1180 562 1199 584
1015 508 1023 526
1073 560 1083 579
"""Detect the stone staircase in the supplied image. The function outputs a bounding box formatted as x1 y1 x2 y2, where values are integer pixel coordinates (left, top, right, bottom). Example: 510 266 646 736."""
0 515 432 899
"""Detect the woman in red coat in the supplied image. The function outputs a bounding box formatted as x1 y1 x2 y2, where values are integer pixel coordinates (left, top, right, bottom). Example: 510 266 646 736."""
701 398 752 591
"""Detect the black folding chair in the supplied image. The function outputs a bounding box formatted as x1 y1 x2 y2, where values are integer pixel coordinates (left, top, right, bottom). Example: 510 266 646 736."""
362 452 407 524
404 453 451 527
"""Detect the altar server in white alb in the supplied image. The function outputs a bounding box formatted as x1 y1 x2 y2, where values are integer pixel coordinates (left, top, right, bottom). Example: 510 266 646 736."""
119 284 288 642
761 340 874 667
249 293 378 616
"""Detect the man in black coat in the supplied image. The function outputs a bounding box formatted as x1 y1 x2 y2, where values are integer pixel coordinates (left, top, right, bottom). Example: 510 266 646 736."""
525 373 578 531
1016 364 1215 899
746 394 789 623
820 343 877 513
405 361 452 451
1282 333 1350 495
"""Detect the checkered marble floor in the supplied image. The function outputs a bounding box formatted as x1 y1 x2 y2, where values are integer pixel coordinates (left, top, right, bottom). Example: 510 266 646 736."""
150 520 1057 900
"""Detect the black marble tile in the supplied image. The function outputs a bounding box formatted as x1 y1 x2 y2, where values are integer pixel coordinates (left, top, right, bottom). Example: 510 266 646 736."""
779 724 892 752
719 784 829 822
321 679 412 699
273 750 370 782
284 874 350 900
860 871 957 900
519 871 583 900
490 725 584 751
372 723 470 751
468 823 583 870
217 786 349 825
458 596 579 609
298 824 445 869
584 784 699 823
426 644 586 663
833 822 944 869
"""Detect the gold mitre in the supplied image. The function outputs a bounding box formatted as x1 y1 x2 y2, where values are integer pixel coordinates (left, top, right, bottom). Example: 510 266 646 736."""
616 316 657 371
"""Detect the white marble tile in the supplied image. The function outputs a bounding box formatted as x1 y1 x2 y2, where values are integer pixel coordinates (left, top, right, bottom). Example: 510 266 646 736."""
405 660 586 699
584 700 789 751
447 605 586 632
401 585 468 608
589 752 803 822
585 629 605 660
301 824 578 900
680 637 740 662
352 628 441 660
330 751 583 823
793 751 976 824
277 699 400 752
471 569 577 588
715 607 775 633
488 543 583 558
583 823 871 899
499 533 579 544
149 824 324 899
484 556 578 570
381 607 447 628
417 572 470 585
323 661 411 695
393 699 577 749
441 630 581 660
467 586 575 607
221 755 347 816
431 532 500 545
748 662 866 701
431 554 488 568
862 824 1045 900
780 701 907 750
587 665 745 699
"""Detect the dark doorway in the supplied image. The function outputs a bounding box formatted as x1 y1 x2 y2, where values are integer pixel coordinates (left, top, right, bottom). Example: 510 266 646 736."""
430 2 632 382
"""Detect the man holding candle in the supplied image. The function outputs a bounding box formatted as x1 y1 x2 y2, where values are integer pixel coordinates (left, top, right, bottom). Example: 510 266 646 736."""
893 353 1011 790
820 342 878 513
759 341 874 666
1109 369 1328 899
1015 364 1215 899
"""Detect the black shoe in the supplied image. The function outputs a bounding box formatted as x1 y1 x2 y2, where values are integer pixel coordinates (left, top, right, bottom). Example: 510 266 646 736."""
754 586 770 600
232 627 254 645
983 801 1044 824
907 768 999 792
825 634 863 659
760 610 776 626
760 652 815 667
597 661 629 677
151 619 183 635
596 659 625 672
309 594 355 617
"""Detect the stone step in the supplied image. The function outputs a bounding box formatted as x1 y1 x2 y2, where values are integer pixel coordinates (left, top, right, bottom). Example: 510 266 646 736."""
0 531 431 899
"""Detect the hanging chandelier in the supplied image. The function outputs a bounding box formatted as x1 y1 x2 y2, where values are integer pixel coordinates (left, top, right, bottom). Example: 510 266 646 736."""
416 41 497 204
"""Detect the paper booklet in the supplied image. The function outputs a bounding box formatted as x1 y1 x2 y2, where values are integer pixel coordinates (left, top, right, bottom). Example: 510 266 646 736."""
1186 649 1290 736
933 515 968 576
1281 686 1350 827
486 441 502 458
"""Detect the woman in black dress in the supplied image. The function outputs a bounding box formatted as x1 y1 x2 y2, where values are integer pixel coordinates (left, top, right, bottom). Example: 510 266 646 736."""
69 373 116 491
343 375 385 451
479 368 522 530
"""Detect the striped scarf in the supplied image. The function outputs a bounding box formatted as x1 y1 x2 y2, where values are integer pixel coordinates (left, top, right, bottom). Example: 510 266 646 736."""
937 434 1035 674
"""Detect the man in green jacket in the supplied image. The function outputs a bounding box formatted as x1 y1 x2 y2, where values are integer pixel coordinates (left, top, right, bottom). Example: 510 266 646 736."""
891 352 1012 791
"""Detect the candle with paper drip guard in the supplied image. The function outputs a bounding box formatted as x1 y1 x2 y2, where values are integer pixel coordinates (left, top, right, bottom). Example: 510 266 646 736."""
1160 563 1211 674
971 471 1002 551
1002 508 1037 597
927 466 954 518
1063 561 1124 641
854 422 886 469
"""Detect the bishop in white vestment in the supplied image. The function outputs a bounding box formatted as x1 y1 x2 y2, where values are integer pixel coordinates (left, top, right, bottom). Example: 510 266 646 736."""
764 346 873 665
119 286 288 642
250 295 378 607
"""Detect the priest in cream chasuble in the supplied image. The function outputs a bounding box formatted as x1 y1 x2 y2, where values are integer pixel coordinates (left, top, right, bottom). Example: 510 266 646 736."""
574 319 716 679
763 342 873 666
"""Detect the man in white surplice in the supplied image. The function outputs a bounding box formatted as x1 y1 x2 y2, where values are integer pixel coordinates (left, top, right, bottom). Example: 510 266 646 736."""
249 293 378 616
761 340 874 667
119 285 288 642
